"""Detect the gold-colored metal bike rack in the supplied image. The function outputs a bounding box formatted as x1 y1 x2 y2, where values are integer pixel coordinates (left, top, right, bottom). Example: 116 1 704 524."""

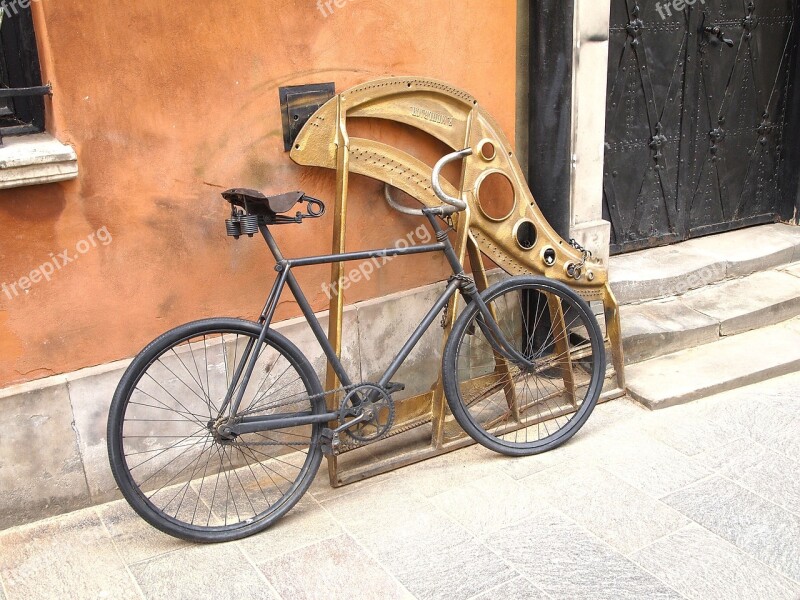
290 77 626 487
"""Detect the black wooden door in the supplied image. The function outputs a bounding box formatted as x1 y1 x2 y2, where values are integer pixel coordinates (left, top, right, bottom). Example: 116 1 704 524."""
604 0 798 254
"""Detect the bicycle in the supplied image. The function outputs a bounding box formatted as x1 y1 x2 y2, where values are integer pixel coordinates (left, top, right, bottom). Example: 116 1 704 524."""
107 148 606 543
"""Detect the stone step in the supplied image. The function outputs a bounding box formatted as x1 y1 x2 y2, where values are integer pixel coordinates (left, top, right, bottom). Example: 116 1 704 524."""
610 224 800 305
626 318 800 410
621 264 800 364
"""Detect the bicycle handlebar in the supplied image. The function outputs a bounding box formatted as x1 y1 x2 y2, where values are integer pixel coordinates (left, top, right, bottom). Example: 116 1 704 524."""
432 148 472 212
383 147 473 217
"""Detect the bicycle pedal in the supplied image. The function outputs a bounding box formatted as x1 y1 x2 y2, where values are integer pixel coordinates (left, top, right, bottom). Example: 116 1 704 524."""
320 428 340 456
385 382 405 394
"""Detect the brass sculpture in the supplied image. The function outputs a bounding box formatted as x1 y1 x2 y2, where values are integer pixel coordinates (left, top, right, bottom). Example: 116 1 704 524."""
290 77 626 486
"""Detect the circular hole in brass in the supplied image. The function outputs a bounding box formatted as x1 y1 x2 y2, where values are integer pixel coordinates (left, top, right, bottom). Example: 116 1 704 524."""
479 141 497 161
514 220 537 250
543 247 557 266
477 171 516 222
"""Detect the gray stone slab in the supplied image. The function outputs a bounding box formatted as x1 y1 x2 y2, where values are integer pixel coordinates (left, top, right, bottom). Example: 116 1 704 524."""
637 408 744 457
630 523 798 600
485 508 682 599
664 476 800 584
783 261 800 279
273 305 361 387
355 282 447 401
258 533 411 600
0 383 90 529
67 366 126 505
627 318 800 409
620 298 720 364
470 576 549 600
394 442 498 499
610 245 727 304
681 269 800 335
130 543 277 600
97 499 189 566
699 437 800 517
430 472 551 539
385 536 519 600
588 429 711 499
325 476 521 600
497 398 648 481
520 463 690 555
239 496 342 564
0 508 140 599
680 223 800 278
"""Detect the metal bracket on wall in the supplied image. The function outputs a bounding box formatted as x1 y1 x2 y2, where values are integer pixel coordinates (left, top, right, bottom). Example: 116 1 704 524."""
279 83 336 152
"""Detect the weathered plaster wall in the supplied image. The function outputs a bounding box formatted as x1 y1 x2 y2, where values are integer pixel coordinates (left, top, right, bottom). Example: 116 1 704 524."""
0 0 517 387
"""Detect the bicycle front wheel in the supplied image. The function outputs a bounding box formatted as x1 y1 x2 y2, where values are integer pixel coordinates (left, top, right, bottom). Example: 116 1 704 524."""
443 276 606 456
107 318 325 543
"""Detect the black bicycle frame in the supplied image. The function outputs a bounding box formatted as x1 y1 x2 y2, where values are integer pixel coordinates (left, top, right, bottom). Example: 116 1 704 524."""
221 210 521 436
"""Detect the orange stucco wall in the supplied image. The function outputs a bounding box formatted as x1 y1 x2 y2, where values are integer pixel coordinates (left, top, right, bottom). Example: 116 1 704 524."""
0 0 517 387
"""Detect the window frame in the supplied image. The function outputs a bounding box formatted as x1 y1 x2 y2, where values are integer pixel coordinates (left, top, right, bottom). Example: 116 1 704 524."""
0 2 46 139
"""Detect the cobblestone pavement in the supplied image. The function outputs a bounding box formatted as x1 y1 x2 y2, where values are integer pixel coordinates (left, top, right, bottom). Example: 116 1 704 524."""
1 372 798 600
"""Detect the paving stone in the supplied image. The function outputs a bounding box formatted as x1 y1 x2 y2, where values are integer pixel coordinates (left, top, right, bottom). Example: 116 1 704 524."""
395 442 498 498
485 508 682 599
239 496 342 564
0 382 90 529
385 536 519 600
328 476 520 599
630 523 798 600
325 478 471 557
698 437 800 517
520 463 690 555
620 298 719 364
97 499 189 566
588 429 710 498
259 533 411 600
0 508 139 599
469 576 548 600
636 408 743 457
663 476 800 584
680 269 800 335
130 543 276 600
496 398 647 481
627 318 800 409
429 472 550 538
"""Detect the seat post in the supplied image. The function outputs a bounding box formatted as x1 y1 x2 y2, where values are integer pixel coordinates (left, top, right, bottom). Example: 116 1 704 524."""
259 225 286 264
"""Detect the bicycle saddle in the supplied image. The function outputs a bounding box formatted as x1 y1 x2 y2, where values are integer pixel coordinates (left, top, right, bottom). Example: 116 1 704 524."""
222 188 305 215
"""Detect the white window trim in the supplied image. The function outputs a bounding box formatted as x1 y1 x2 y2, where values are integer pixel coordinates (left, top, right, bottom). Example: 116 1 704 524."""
0 133 78 189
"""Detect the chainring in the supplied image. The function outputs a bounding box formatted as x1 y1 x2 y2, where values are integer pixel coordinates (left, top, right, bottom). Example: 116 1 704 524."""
338 384 396 443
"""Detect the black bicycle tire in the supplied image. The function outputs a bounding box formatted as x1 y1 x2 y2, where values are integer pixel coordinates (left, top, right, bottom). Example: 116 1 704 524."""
442 276 605 457
107 318 325 543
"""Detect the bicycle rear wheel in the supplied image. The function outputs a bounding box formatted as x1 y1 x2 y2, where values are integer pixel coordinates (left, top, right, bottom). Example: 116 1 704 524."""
107 318 325 543
443 276 605 456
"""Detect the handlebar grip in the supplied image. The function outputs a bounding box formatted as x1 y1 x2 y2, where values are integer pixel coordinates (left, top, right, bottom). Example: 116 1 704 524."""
432 148 473 212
